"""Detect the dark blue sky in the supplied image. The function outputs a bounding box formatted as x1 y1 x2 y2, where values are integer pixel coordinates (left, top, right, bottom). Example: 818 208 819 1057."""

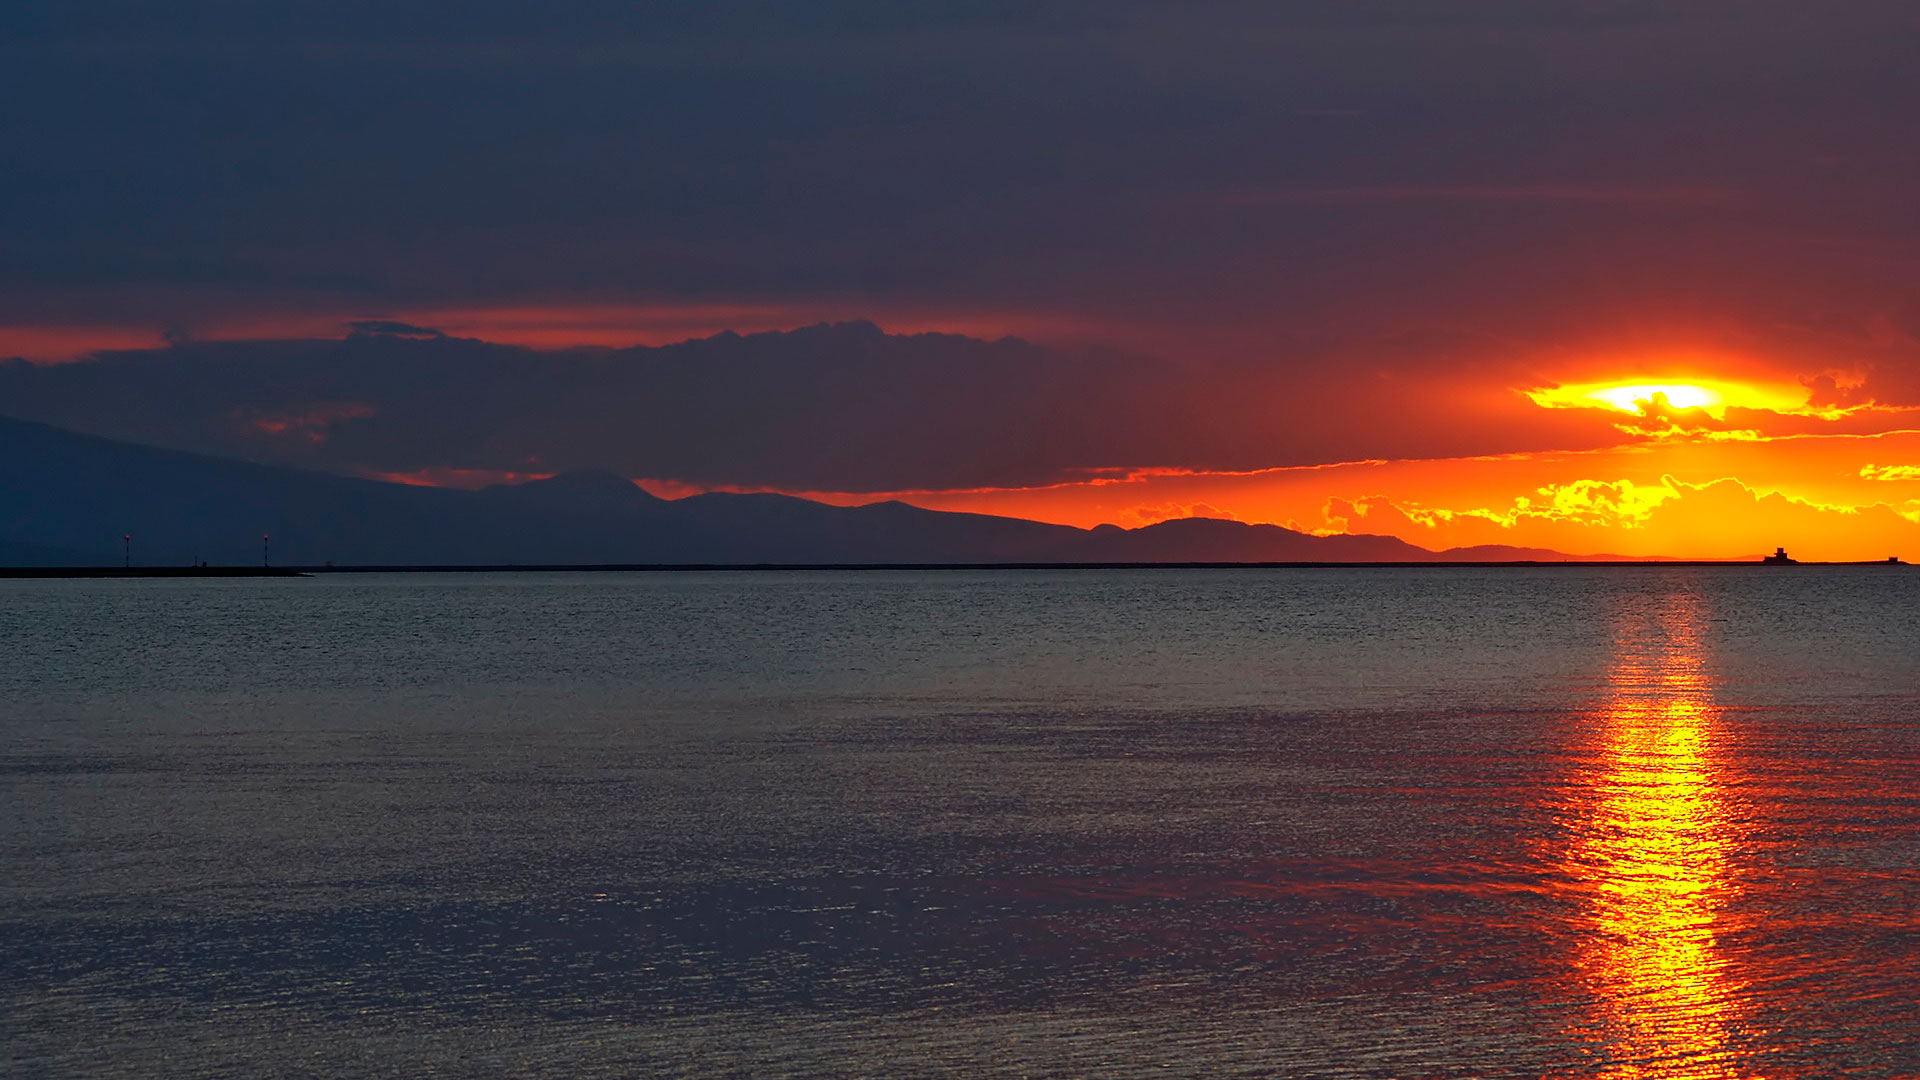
6 1 1916 347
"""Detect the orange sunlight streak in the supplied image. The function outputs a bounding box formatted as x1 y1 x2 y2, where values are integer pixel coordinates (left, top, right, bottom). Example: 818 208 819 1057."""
1563 592 1747 1076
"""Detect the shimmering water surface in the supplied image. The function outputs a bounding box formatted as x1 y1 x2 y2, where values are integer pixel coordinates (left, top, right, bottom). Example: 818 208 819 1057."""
5 568 1919 1077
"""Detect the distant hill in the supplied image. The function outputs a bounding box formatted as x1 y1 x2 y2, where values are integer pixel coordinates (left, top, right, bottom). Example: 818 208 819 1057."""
1432 543 1680 562
1 415 1598 566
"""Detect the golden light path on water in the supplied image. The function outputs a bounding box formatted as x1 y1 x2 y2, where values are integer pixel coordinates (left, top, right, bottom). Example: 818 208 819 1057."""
1568 593 1749 1078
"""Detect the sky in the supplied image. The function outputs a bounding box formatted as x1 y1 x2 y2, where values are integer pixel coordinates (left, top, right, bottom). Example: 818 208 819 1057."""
4 1 1920 559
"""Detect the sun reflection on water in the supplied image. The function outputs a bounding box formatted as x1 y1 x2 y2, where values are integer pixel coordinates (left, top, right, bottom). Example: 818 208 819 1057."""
1567 594 1747 1077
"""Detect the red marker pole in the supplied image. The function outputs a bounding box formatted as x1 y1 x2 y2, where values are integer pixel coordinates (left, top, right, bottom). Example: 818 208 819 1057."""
263 534 271 568
123 534 131 568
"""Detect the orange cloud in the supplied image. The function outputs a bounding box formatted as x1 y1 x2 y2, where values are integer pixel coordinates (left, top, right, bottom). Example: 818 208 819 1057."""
1328 477 1682 538
1322 476 1919 561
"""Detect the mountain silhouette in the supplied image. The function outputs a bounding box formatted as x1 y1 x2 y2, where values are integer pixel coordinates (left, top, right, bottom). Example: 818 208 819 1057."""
1 415 1590 566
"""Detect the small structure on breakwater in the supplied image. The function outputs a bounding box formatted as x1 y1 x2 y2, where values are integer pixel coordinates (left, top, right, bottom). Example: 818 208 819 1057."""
1762 547 1798 565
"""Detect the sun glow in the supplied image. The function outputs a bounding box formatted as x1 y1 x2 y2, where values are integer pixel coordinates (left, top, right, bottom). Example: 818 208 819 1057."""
1587 383 1721 413
1526 377 1808 418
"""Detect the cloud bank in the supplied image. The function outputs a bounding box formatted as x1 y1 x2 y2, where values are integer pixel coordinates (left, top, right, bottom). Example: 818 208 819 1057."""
0 322 1639 492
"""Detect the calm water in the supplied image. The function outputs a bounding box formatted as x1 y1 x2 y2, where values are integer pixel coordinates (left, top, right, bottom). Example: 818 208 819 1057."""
5 568 1920 1077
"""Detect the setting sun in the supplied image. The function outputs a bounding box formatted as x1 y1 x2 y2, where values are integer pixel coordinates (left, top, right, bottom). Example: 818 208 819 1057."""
1526 377 1809 418
1586 383 1721 413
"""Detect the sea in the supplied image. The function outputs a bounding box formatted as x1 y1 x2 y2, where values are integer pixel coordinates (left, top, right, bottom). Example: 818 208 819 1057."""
4 567 1919 1077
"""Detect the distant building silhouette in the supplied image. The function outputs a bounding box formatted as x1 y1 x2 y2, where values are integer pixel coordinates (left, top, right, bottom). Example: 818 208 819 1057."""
1762 547 1798 565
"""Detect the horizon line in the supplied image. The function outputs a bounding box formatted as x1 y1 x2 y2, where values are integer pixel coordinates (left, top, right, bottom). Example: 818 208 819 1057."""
5 560 1909 578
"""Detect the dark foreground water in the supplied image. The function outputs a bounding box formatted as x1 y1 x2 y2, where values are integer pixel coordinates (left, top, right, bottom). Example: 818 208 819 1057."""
5 567 1920 1077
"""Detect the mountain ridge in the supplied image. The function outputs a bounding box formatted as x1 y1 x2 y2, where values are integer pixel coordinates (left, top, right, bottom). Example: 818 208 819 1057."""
2 414 1625 566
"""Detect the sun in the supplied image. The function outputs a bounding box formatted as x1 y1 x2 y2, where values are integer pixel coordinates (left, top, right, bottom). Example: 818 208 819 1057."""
1584 383 1722 413
1525 377 1807 418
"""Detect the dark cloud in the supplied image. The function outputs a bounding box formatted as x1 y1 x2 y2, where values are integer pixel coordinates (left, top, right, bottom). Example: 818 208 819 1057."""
345 320 445 339
2 0 1916 351
1801 374 1873 411
0 323 1630 491
1773 318 1920 409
